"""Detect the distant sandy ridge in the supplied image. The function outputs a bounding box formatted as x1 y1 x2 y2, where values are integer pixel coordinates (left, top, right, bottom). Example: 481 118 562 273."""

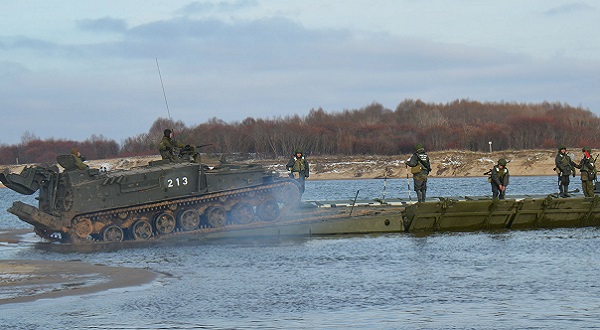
0 150 571 188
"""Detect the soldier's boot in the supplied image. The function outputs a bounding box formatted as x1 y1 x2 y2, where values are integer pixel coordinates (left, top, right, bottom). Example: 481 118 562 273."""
416 191 424 203
558 184 565 197
421 189 427 202
558 182 565 197
563 184 571 197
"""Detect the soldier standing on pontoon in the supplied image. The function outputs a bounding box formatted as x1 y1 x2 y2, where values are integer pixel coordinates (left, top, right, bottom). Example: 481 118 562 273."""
554 145 577 197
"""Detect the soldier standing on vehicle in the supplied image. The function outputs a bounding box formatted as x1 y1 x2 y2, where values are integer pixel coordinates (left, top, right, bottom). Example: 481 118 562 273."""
491 158 509 200
577 147 597 197
286 148 310 194
407 143 431 202
554 145 577 197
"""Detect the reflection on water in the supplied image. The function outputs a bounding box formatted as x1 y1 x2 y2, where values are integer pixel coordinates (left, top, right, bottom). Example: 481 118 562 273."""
0 176 597 329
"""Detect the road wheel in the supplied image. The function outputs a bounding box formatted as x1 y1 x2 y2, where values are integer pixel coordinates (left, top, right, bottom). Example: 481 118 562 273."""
72 217 93 239
102 225 124 242
231 203 254 224
154 211 176 235
177 209 200 231
205 206 227 228
131 219 152 240
257 199 280 222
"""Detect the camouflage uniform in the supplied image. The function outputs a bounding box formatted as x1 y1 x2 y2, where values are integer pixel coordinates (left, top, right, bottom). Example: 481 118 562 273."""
554 145 577 197
407 144 431 202
70 148 89 170
578 147 596 197
159 129 194 162
286 148 310 194
491 159 509 200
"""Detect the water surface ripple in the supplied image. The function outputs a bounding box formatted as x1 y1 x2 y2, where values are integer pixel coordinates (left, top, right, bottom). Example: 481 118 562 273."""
1 176 597 329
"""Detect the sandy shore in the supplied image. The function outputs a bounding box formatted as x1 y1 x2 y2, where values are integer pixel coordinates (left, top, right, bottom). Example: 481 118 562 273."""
0 229 156 305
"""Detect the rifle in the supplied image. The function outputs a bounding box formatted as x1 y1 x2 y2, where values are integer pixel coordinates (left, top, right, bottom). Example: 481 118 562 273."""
180 143 213 153
592 154 599 182
415 153 432 173
178 144 213 159
405 164 412 202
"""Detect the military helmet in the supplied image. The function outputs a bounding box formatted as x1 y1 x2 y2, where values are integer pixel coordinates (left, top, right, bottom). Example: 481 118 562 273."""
70 148 79 155
583 147 591 152
498 158 507 166
294 148 302 154
414 143 424 151
558 145 566 150
164 129 172 137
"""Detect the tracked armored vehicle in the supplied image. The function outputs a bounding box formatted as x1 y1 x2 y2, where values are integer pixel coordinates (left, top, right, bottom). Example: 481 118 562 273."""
1 154 301 243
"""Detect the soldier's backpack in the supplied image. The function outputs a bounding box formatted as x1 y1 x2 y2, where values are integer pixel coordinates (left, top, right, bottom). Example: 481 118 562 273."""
410 164 422 174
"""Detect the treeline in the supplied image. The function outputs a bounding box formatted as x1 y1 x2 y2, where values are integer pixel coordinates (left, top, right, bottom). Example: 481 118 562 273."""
0 133 120 166
2 99 600 165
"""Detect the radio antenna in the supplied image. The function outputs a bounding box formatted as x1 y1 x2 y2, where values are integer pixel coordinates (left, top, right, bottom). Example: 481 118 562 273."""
155 58 171 119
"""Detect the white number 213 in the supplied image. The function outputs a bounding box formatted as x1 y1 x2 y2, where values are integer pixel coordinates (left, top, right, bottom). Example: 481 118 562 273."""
167 176 188 188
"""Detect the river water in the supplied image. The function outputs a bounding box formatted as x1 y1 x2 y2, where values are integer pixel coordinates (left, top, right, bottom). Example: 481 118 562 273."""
2 176 600 329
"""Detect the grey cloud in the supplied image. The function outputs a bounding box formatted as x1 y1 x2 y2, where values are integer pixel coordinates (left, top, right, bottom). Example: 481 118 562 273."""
544 2 595 15
0 61 29 77
5 36 84 58
0 14 567 79
116 16 351 68
126 17 227 39
8 15 517 73
11 36 57 50
119 16 523 74
76 17 128 33
126 16 341 42
177 0 259 15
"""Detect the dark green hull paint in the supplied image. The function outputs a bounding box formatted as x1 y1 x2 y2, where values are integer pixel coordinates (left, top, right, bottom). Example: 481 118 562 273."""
405 196 600 232
202 211 406 239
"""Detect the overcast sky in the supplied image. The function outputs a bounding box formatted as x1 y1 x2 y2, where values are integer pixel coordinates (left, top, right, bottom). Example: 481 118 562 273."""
1 0 599 145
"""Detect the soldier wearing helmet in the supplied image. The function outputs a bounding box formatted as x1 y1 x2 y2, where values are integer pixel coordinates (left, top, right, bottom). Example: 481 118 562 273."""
554 145 577 197
577 147 596 197
407 143 432 202
159 129 197 162
286 148 310 194
490 158 509 199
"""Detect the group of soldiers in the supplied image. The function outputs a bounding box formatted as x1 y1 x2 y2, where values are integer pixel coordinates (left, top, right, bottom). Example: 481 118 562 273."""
406 144 597 202
555 145 597 198
157 128 596 200
406 144 512 201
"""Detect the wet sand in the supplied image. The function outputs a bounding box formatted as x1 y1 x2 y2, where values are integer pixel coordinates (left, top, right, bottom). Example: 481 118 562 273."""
0 229 156 305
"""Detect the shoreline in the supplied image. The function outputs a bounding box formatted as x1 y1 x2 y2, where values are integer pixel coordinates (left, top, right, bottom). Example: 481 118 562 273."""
0 229 156 305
